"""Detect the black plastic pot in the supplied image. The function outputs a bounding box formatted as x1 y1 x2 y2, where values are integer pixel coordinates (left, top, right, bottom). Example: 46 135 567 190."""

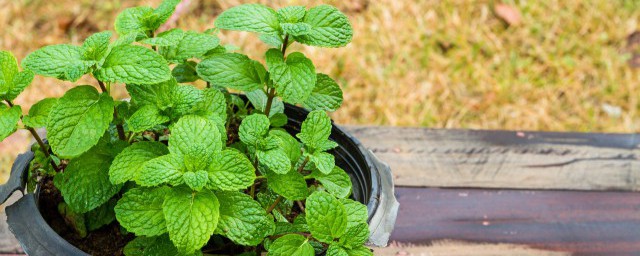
0 104 399 255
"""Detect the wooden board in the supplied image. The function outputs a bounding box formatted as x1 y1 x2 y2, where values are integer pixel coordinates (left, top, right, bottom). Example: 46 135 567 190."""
344 126 640 191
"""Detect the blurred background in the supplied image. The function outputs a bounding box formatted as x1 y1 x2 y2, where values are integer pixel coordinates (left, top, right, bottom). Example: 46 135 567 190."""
2 0 640 180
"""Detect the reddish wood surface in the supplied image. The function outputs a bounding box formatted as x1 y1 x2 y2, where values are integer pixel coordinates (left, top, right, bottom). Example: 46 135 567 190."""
390 187 640 254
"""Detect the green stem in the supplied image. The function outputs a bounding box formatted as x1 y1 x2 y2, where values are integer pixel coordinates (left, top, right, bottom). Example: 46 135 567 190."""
297 156 310 173
263 35 289 117
97 80 126 141
266 195 283 214
296 200 306 213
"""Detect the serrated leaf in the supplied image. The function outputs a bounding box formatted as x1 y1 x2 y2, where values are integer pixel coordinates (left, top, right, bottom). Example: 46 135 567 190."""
326 244 348 256
124 235 180 256
152 0 181 26
197 53 263 91
114 6 154 38
216 191 274 245
140 28 185 46
269 129 301 164
127 105 170 132
310 151 335 174
23 98 57 128
109 141 169 184
207 149 255 191
22 44 94 82
5 70 34 101
339 223 369 249
277 6 307 23
192 88 226 121
303 73 343 112
311 166 351 199
164 187 219 254
169 84 204 119
257 148 290 174
246 89 284 117
266 170 308 200
137 154 185 186
294 5 353 48
95 45 171 84
85 199 117 231
345 245 373 256
306 191 347 243
268 234 314 256
53 143 124 213
281 23 312 36
172 61 199 82
239 114 270 146
0 51 18 91
0 105 21 141
215 4 280 34
183 170 208 191
266 49 316 104
82 31 112 62
259 34 284 47
169 115 222 171
115 187 169 236
340 198 368 228
47 86 114 158
297 110 332 151
160 31 220 63
126 78 175 109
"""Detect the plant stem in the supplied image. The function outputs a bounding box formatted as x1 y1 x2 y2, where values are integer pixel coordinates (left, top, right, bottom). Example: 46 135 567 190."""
296 200 306 213
266 195 283 214
262 35 289 117
97 80 126 141
5 100 59 171
297 156 310 173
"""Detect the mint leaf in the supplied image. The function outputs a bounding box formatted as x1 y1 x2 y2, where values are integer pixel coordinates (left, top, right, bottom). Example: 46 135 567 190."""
168 84 204 119
141 28 185 46
82 31 112 62
306 191 347 243
197 53 263 91
22 44 93 82
246 89 284 117
303 73 343 111
326 244 348 256
297 110 332 150
266 170 308 200
172 61 199 82
95 45 171 84
257 189 294 216
23 98 57 128
183 170 208 191
215 4 280 34
0 105 21 141
124 235 180 256
85 199 117 231
340 198 368 228
47 86 114 158
114 6 154 38
216 191 274 245
137 154 185 186
277 6 306 23
269 113 288 127
169 115 222 171
0 51 18 91
281 23 312 36
115 186 169 236
311 166 351 199
268 234 314 256
294 5 353 48
192 88 227 121
127 105 170 132
257 147 290 174
5 70 34 101
265 49 316 104
344 246 373 256
126 78 175 109
309 151 335 174
164 187 220 254
109 141 169 184
160 31 220 63
53 143 124 213
150 0 181 29
269 129 301 164
259 34 284 47
57 202 88 238
207 149 255 191
239 114 270 146
339 223 369 249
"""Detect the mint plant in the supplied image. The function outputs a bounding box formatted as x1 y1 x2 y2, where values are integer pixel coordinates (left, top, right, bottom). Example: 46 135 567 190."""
0 1 370 255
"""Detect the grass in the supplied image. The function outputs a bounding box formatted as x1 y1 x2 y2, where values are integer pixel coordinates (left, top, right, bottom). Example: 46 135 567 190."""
1 0 640 180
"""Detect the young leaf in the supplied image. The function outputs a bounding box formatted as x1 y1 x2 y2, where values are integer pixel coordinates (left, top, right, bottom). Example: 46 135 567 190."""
109 141 169 184
339 223 369 249
326 244 348 256
183 170 208 191
266 170 308 200
269 129 301 164
215 4 280 34
309 151 335 174
192 88 227 121
22 44 94 82
297 110 332 150
294 5 353 48
169 85 204 119
47 86 114 158
126 78 176 109
114 6 154 38
126 105 170 132
259 34 284 47
340 198 368 228
0 105 21 141
82 31 112 62
136 154 185 186
207 149 255 191
216 191 274 245
0 50 34 100
124 235 180 256
151 0 182 28
265 49 316 104
303 73 343 112
268 234 314 256
239 114 270 146
172 60 199 83
310 166 352 199
257 147 291 174
115 186 170 236
197 53 263 91
94 45 171 85
160 31 220 63
22 98 57 128
277 6 307 23
169 115 222 170
163 187 220 254
140 28 185 47
5 70 34 101
305 191 347 243
246 89 284 117
281 23 312 36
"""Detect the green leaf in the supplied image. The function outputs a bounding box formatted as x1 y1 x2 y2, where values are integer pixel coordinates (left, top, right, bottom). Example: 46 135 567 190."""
259 34 284 47
257 189 294 217
303 73 343 112
183 170 208 191
114 6 154 38
207 149 255 191
160 31 220 63
215 4 280 34
197 53 263 91
124 235 180 256
344 245 373 256
115 187 169 236
277 6 307 23
281 23 312 36
47 86 114 158
0 51 19 92
57 202 87 238
172 61 199 83
257 148 290 174
340 198 368 228
5 70 34 101
245 89 284 117
22 44 94 82
140 28 185 46
192 88 227 121
326 244 348 256
311 166 351 199
85 199 117 231
0 105 21 141
297 110 332 151
266 49 316 104
169 115 222 171
239 114 270 146
339 223 369 249
268 234 314 256
109 141 169 184
126 78 175 109
294 5 353 48
269 129 301 164
310 151 335 174
168 84 204 119
127 105 170 132
136 154 185 186
53 143 124 213
306 191 347 243
266 170 308 200
151 0 182 29
269 113 288 127
95 45 171 84
163 187 220 254
216 191 274 245
22 98 57 128
82 31 112 62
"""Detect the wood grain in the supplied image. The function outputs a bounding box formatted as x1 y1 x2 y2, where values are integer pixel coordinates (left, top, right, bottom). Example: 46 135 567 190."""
343 126 640 191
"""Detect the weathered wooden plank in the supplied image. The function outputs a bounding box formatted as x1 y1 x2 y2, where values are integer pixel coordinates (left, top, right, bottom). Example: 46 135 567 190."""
390 187 640 254
343 126 640 191
374 241 568 256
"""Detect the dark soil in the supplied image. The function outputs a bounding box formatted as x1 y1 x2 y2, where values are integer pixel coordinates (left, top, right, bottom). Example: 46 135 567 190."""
38 178 134 256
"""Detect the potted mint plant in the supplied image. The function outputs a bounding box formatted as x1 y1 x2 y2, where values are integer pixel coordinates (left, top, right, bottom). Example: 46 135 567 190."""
0 1 398 255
